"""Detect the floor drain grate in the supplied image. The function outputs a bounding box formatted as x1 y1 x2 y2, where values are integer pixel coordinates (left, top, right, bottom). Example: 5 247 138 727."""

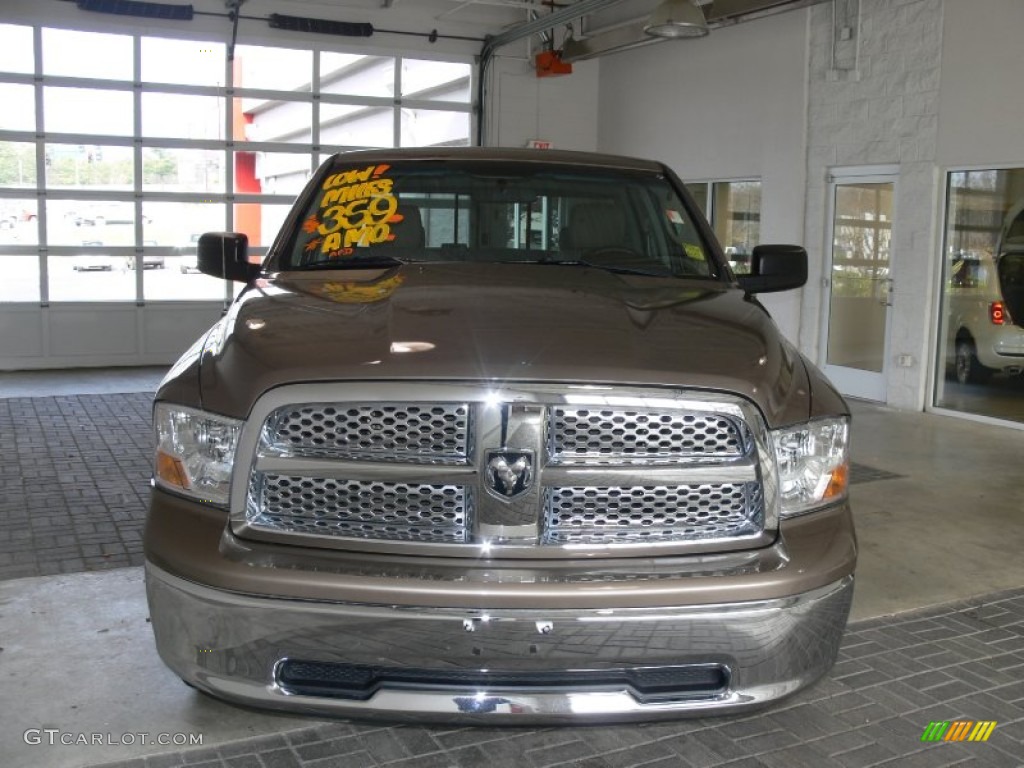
849 461 905 485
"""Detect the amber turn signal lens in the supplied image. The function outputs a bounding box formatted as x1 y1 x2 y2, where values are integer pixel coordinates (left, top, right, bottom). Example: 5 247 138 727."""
824 462 849 500
156 451 190 490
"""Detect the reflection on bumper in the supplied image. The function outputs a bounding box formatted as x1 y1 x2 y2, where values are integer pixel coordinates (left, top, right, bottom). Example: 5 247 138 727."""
146 564 854 722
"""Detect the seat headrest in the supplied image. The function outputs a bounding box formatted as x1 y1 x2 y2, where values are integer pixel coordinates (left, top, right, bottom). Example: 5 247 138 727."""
565 202 625 251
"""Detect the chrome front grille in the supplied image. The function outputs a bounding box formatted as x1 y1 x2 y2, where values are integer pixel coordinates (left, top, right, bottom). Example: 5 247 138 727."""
261 403 470 464
550 407 749 465
247 473 470 543
542 483 763 545
235 384 774 557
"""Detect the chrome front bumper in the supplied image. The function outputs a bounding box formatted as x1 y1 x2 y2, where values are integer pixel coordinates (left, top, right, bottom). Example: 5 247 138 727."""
146 563 853 723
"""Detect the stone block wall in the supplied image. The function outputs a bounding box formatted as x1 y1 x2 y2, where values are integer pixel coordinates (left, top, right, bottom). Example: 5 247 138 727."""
801 0 945 409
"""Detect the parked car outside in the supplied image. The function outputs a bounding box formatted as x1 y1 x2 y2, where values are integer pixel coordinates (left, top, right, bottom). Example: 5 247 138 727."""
74 202 150 227
177 234 202 273
125 242 165 270
72 241 114 271
145 148 856 723
946 201 1024 383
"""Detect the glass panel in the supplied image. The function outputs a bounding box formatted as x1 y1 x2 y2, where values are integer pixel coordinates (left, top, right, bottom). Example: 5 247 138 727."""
0 84 36 131
44 88 134 136
0 24 34 75
321 103 392 148
143 147 224 193
141 93 224 140
234 45 311 92
935 168 1024 424
234 201 292 249
684 183 708 218
142 38 225 87
45 199 139 245
141 201 228 299
45 144 133 190
320 54 394 97
0 142 38 187
0 256 40 302
826 182 893 373
143 259 227 300
242 99 313 144
401 60 471 103
48 252 135 301
712 181 761 274
43 28 133 80
142 201 226 246
0 197 40 244
236 151 312 195
400 109 470 148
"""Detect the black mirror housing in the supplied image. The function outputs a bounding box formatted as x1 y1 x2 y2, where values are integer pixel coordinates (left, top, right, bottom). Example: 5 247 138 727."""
736 244 808 294
197 232 259 283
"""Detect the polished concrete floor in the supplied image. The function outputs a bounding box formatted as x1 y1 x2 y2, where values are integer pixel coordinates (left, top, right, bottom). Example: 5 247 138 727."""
0 370 1022 767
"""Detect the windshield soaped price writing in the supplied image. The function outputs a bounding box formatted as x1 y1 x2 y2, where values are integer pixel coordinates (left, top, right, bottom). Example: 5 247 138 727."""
301 164 400 260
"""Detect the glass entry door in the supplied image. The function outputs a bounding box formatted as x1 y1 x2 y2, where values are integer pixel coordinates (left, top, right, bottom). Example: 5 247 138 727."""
822 174 896 401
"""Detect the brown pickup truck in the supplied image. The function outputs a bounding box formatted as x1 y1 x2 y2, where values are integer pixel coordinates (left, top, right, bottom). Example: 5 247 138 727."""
145 148 856 722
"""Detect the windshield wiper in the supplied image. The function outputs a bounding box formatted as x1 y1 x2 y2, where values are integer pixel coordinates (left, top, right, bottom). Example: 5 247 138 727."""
297 255 409 270
524 259 675 278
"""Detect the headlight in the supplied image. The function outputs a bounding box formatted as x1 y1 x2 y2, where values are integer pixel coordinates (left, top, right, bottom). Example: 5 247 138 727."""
771 417 849 517
154 403 242 506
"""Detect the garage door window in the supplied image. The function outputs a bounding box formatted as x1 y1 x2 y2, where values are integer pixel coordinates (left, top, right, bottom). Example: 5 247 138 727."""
0 24 474 304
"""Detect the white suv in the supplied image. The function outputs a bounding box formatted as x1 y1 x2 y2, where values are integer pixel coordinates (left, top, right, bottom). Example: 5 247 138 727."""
947 202 1024 383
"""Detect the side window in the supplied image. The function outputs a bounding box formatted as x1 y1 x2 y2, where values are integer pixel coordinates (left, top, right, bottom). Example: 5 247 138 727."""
950 256 987 289
683 179 762 274
655 188 710 276
665 207 707 264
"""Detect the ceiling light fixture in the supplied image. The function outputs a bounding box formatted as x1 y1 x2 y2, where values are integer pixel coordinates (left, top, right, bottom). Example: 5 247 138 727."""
643 0 710 38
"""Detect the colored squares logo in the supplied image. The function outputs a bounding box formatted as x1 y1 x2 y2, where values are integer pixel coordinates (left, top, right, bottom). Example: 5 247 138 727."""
921 721 997 742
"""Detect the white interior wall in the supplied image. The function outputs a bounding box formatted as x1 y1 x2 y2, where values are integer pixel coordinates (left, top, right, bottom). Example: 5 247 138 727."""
937 0 1024 166
595 11 810 342
486 52 600 151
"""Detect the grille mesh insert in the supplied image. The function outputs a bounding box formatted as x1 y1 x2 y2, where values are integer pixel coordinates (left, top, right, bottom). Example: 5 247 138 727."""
262 403 469 463
247 473 469 543
542 483 763 544
550 407 748 464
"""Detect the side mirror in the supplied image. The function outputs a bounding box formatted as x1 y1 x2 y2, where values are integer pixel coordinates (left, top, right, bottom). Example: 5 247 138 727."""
197 232 259 283
736 244 808 294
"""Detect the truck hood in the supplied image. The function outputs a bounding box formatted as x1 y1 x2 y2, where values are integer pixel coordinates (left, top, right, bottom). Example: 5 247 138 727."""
188 263 813 426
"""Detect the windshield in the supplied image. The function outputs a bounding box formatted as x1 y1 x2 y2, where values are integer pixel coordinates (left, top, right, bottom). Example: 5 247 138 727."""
278 159 721 279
